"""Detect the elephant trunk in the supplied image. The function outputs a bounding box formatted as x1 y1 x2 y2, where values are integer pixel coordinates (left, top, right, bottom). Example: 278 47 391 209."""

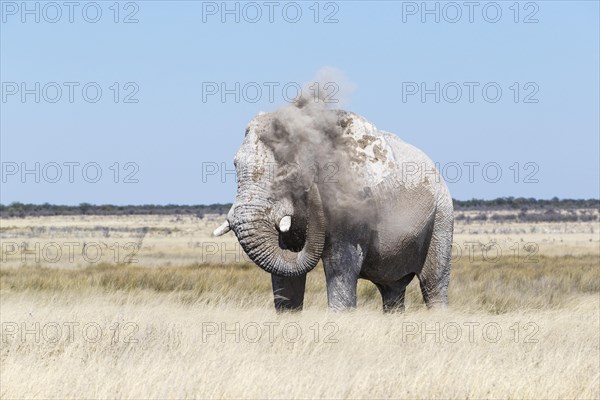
232 185 326 277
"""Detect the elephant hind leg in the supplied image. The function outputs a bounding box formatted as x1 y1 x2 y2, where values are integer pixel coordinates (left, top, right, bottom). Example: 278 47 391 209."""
271 273 307 312
375 273 415 313
418 206 453 308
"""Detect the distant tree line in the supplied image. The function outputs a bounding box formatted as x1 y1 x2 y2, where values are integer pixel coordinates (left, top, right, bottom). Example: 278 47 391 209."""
0 197 598 219
454 197 599 223
455 208 598 223
452 197 599 210
0 203 231 218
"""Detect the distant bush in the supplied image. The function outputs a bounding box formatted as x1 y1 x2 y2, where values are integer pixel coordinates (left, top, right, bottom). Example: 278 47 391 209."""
472 212 488 221
490 213 517 222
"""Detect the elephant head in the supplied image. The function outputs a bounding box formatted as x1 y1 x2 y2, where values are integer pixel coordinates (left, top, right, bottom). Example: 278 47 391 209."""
213 112 327 277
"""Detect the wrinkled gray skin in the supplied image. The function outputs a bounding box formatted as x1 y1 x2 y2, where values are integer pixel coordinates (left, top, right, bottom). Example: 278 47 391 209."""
214 110 453 312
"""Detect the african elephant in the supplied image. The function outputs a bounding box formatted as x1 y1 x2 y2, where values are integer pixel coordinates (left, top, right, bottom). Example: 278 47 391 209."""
214 103 453 312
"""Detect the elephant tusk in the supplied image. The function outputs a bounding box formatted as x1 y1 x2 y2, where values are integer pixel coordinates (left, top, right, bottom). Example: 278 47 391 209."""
279 216 292 233
213 221 231 237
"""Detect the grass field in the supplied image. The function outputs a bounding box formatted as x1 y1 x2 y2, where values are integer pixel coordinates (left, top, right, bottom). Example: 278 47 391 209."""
1 213 599 399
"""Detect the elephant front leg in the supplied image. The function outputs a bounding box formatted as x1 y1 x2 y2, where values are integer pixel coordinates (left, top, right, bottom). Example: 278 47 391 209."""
324 271 358 310
323 243 364 311
271 273 307 312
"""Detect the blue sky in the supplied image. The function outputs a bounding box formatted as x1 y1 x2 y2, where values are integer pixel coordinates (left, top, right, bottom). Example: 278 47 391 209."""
1 1 599 205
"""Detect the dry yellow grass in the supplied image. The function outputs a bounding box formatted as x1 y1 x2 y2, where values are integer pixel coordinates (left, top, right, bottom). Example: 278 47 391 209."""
1 255 599 313
1 215 599 399
1 293 598 399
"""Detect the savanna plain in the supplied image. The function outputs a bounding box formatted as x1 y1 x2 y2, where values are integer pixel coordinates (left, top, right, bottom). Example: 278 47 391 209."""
1 208 599 399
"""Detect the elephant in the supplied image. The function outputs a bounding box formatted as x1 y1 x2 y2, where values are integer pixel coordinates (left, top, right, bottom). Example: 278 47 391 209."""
213 104 453 312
